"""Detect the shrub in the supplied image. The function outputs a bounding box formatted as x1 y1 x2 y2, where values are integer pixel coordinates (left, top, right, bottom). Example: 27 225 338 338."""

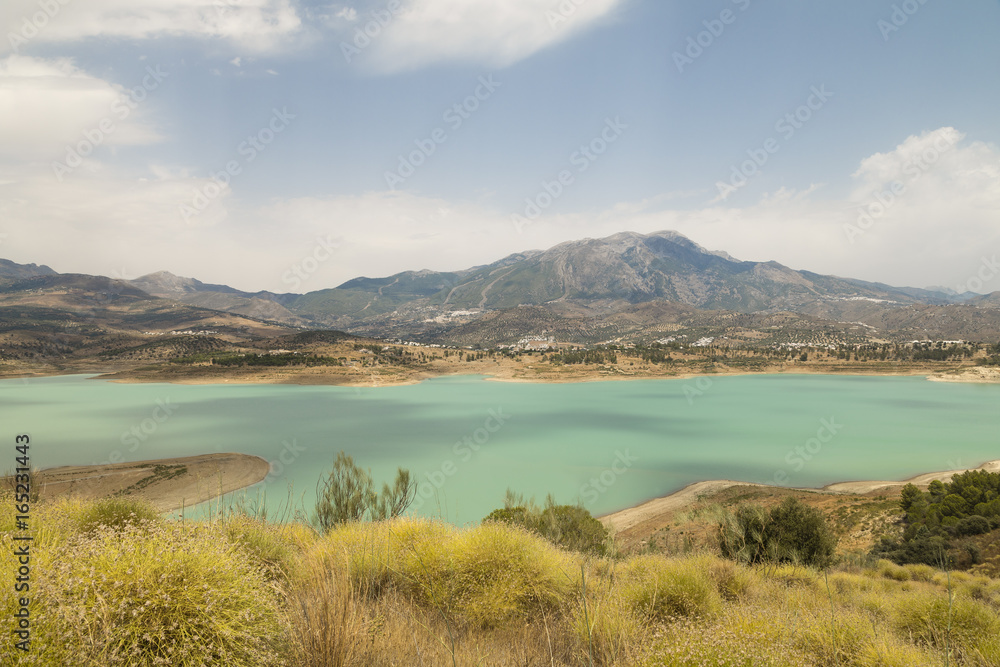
619 555 722 621
572 584 644 666
485 495 611 556
224 515 305 581
315 517 452 596
954 515 991 537
718 503 771 564
317 518 577 629
404 521 577 628
892 591 1000 658
871 533 950 567
13 522 288 665
719 498 837 568
76 496 162 533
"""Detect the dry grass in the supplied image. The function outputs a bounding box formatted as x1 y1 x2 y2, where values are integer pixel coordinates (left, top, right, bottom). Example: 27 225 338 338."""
2 494 999 666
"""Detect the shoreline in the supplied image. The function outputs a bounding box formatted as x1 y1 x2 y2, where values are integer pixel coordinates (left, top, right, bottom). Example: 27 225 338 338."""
26 453 270 513
4 363 996 388
600 459 1000 534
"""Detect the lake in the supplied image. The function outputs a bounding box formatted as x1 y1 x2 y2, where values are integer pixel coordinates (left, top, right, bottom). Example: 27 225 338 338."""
2 373 998 524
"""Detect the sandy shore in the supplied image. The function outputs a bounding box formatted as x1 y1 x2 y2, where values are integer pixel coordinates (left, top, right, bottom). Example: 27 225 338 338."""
23 453 270 513
928 366 1000 383
600 459 1000 534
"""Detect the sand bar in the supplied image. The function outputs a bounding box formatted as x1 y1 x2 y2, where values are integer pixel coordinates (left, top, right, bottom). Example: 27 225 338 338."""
14 453 270 513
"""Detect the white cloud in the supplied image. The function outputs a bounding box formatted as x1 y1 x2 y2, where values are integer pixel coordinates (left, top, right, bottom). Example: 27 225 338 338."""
1 0 302 55
336 7 359 21
347 0 626 73
0 56 164 162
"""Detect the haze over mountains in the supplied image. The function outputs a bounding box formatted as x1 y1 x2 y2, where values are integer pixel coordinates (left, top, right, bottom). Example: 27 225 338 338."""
1 231 998 345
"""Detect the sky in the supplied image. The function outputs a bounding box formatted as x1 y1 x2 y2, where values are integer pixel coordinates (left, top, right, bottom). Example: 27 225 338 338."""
0 0 998 295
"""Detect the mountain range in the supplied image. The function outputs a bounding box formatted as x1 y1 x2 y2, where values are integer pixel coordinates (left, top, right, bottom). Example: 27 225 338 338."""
1 231 998 345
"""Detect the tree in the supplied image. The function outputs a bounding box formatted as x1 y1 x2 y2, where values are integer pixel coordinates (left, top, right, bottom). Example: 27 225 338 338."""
899 483 922 512
314 452 416 532
373 468 417 521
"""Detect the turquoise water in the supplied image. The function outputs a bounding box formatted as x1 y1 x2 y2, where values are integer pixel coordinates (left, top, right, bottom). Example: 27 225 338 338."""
2 373 998 525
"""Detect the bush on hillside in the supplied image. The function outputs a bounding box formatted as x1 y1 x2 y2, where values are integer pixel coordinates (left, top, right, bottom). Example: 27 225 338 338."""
484 492 610 556
76 495 162 533
718 497 837 568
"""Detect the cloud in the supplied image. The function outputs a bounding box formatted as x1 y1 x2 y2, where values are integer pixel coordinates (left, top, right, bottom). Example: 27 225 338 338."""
0 56 164 163
336 7 359 21
0 127 997 296
344 0 626 73
1 0 302 55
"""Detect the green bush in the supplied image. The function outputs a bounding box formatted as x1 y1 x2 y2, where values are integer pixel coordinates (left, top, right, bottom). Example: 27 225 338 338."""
872 532 950 567
718 498 837 568
484 494 610 556
954 515 991 537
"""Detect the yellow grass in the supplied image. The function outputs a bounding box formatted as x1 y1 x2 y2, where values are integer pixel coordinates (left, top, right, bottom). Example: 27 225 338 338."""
2 493 999 666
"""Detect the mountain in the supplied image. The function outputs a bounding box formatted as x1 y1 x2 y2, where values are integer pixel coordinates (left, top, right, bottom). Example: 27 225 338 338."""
0 259 57 280
5 231 996 348
287 231 952 325
130 271 311 328
0 272 298 368
967 291 1000 308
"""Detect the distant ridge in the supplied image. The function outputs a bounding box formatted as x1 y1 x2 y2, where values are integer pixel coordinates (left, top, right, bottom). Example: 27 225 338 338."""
0 258 57 280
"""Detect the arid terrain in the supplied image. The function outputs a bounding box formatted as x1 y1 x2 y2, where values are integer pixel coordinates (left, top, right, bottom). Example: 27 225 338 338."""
5 453 270 512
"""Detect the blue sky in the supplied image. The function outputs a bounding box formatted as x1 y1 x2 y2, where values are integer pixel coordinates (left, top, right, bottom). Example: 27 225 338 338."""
1 0 998 294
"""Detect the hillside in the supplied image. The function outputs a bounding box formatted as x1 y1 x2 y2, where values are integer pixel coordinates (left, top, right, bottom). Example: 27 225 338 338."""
0 273 298 376
3 491 998 666
4 231 1000 358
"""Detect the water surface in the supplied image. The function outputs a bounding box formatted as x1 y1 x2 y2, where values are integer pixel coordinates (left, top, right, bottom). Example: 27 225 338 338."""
2 373 997 524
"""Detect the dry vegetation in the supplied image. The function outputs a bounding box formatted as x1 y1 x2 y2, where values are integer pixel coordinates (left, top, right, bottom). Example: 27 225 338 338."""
3 494 1000 666
76 338 992 387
